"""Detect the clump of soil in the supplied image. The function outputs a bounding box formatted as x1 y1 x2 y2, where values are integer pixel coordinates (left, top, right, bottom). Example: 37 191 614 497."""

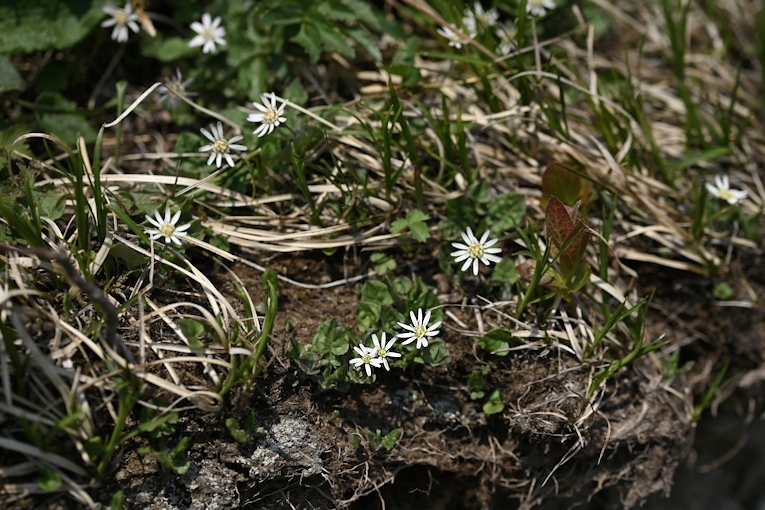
101 253 697 509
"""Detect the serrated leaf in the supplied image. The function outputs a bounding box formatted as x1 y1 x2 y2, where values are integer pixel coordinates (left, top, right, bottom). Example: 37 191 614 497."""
344 26 382 61
391 209 430 242
487 193 526 234
381 428 402 451
313 18 355 58
291 22 322 63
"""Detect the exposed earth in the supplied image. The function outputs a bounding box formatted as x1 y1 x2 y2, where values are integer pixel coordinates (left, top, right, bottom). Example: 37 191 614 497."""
75 250 765 509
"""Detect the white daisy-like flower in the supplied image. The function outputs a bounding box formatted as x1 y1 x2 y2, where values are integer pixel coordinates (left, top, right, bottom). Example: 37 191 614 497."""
706 175 748 205
436 24 473 49
199 122 247 168
451 227 502 276
527 0 557 17
349 344 382 377
188 13 226 54
156 68 197 110
495 22 518 56
371 333 401 371
145 208 191 246
463 2 499 38
247 93 288 138
101 3 140 43
397 308 442 350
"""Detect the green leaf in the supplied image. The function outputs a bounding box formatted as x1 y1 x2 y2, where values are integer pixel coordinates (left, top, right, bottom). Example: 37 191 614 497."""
169 437 190 474
226 415 263 443
713 282 734 301
178 318 206 348
357 280 393 331
467 371 485 392
313 18 355 58
492 258 518 284
39 193 66 220
344 26 382 61
313 319 353 356
38 467 62 492
478 328 520 356
483 389 504 415
84 436 104 459
284 78 309 107
391 209 430 242
0 56 24 92
152 37 197 62
111 491 124 510
0 121 32 157
487 193 526 235
419 340 450 367
337 0 405 37
35 91 95 145
370 252 396 276
381 428 402 451
0 0 108 54
137 404 179 439
390 37 422 87
291 22 322 63
444 196 480 230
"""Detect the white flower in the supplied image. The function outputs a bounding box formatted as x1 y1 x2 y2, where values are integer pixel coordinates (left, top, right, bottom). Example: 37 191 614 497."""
451 227 502 276
145 208 191 246
349 344 382 377
495 22 518 56
247 93 288 138
463 2 499 37
189 13 226 54
156 68 196 110
437 24 472 49
527 0 557 17
706 175 748 205
371 333 401 371
397 309 442 350
101 3 140 43
199 122 247 168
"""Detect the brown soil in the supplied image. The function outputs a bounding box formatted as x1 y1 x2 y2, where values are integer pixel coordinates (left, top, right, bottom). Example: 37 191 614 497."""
88 246 751 510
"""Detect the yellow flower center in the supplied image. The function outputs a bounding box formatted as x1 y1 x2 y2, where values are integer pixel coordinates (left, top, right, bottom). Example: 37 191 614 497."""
114 11 129 26
158 223 176 238
467 243 484 259
166 82 184 97
213 139 228 153
202 28 215 41
414 325 426 338
362 353 372 364
718 189 734 201
377 348 387 357
263 108 279 124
